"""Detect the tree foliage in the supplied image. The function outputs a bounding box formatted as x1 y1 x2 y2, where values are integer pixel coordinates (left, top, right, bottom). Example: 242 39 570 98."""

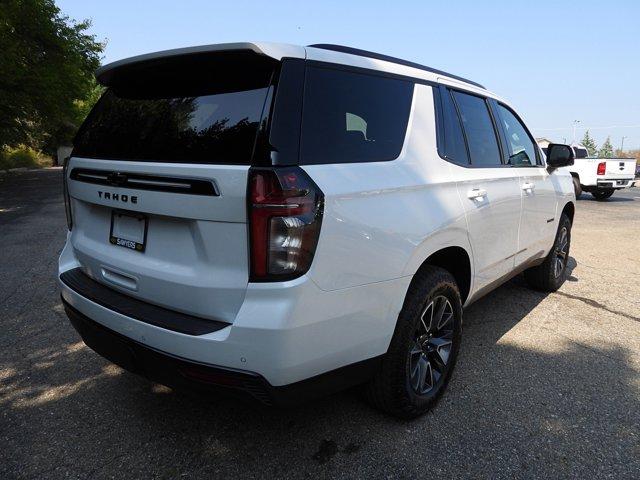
0 0 104 152
580 130 598 157
598 137 614 158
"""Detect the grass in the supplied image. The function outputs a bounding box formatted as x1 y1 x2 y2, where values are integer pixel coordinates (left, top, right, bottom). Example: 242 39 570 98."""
0 145 53 171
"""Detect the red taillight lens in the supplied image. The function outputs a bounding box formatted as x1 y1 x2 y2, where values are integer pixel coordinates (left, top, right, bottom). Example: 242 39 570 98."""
597 162 606 175
248 167 324 281
62 157 73 230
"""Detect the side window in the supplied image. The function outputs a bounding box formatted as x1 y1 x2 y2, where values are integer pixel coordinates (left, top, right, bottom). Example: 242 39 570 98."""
436 87 469 165
300 66 413 165
496 104 539 167
451 91 502 166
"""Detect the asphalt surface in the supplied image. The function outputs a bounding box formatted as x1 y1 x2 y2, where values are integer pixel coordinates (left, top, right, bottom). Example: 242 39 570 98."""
1 169 639 479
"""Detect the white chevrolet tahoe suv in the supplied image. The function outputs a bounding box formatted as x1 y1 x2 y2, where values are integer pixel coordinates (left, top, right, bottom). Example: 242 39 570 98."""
59 42 576 418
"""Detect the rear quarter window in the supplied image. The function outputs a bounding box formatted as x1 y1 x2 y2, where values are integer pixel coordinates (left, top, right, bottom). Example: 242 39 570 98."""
299 66 413 165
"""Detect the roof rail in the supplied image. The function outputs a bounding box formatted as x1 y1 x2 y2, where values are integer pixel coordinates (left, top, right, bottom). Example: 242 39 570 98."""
308 44 486 90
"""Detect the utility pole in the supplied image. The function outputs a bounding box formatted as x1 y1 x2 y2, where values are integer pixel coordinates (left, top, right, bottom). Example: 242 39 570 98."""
621 136 627 153
572 120 581 143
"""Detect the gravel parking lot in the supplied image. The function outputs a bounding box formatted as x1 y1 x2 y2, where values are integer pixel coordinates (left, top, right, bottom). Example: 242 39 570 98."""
1 168 639 479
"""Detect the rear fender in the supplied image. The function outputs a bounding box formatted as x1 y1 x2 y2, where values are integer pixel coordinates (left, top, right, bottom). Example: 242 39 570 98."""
401 227 475 305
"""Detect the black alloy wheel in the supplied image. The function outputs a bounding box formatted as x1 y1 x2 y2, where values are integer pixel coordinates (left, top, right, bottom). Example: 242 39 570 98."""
408 295 455 395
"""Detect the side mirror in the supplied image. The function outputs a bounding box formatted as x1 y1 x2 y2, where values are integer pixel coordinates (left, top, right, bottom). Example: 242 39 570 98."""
546 143 574 169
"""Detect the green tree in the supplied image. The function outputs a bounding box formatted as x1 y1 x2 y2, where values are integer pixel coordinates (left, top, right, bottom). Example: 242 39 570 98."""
0 0 104 152
581 130 598 157
598 137 614 158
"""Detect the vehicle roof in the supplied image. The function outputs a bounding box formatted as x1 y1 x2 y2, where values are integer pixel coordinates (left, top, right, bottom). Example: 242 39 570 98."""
309 44 485 89
95 41 494 97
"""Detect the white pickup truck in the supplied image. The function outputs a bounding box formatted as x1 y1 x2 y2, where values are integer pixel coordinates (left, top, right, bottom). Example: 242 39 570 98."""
540 144 636 200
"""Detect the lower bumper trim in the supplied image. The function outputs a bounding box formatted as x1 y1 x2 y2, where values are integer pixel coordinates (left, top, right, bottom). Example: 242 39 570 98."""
63 300 383 407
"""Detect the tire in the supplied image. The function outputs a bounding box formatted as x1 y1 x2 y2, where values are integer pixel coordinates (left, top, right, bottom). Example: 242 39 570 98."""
364 266 463 419
524 213 572 292
591 189 614 201
572 176 582 198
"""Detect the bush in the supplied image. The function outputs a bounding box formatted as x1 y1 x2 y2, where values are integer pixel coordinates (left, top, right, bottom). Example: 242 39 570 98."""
0 145 52 170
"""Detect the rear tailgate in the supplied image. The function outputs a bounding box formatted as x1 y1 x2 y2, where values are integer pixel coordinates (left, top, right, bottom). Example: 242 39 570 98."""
66 49 277 323
603 159 636 180
66 160 249 322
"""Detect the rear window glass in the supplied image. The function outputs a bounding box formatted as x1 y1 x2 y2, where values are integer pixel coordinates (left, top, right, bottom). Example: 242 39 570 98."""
73 52 275 164
300 66 413 164
574 148 588 158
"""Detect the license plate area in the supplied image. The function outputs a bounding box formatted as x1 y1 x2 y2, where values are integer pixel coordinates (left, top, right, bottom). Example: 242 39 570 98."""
110 210 148 252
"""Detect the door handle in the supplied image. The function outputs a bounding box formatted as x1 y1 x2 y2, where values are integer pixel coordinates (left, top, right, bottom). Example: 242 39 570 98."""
522 182 535 192
467 188 487 200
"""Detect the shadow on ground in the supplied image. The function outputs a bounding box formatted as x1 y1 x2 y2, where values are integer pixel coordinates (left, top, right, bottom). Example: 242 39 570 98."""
577 194 634 203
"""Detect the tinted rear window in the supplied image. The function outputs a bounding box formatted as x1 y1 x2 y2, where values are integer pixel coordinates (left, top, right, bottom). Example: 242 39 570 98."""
574 148 588 158
73 52 275 164
300 66 413 164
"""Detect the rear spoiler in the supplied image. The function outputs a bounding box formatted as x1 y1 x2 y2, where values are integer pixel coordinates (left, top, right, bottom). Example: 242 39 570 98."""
96 42 305 86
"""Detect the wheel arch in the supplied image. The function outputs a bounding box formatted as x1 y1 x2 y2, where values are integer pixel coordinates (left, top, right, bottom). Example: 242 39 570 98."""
408 246 472 306
561 201 575 224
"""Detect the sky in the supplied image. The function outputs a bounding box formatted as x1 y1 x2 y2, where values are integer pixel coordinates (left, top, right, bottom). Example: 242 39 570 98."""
58 0 640 150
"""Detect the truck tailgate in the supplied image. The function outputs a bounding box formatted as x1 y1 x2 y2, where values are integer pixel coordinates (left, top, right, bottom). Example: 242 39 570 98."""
603 159 636 179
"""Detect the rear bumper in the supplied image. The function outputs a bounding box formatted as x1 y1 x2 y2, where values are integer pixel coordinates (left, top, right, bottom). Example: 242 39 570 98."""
64 300 382 406
63 300 272 404
595 178 635 189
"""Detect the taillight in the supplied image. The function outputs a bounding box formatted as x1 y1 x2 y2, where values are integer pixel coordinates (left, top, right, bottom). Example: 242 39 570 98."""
248 167 324 281
597 162 606 175
62 157 73 230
